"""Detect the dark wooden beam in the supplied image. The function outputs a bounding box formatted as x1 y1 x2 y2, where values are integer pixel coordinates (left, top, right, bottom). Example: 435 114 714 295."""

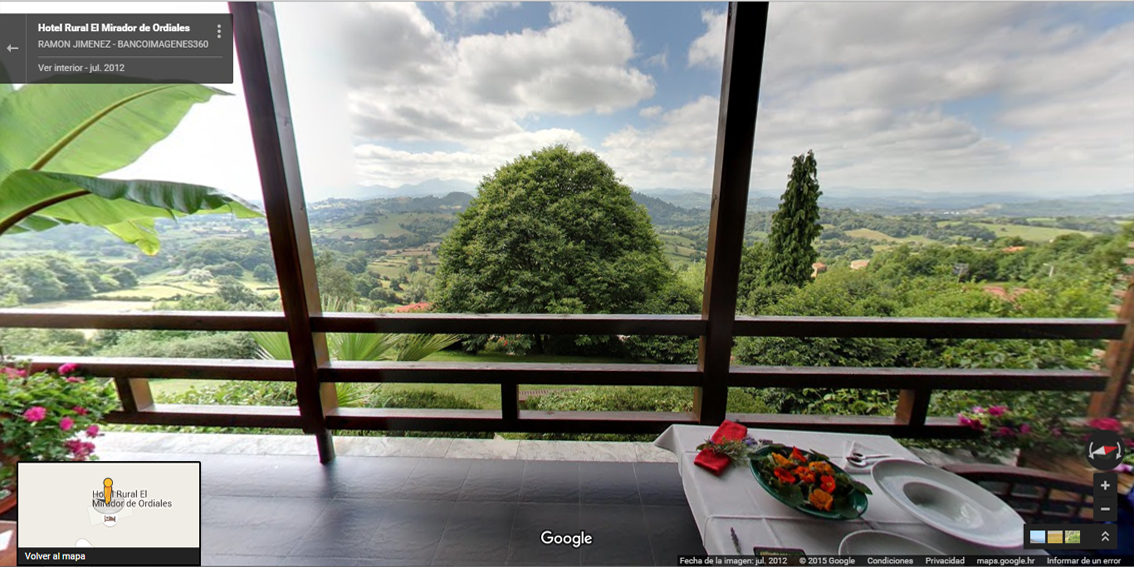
314 313 705 336
1090 271 1134 417
26 357 294 381
0 310 287 332
895 388 933 428
734 316 1124 340
0 310 1117 340
728 366 1107 391
320 361 701 386
696 1 769 425
231 1 335 462
114 378 154 413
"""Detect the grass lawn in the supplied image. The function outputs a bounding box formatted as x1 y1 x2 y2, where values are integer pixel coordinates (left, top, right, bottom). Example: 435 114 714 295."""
937 221 1094 242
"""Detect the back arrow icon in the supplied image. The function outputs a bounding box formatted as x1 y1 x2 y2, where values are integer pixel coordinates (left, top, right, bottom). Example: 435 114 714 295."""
6 45 18 52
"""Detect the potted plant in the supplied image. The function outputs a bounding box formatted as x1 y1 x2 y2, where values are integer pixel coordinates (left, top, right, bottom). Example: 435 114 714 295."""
0 353 117 514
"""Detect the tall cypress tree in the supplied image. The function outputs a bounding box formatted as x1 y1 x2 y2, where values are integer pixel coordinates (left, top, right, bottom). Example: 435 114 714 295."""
763 150 823 287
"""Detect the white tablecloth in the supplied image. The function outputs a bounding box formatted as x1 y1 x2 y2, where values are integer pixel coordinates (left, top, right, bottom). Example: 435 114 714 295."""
654 424 1041 556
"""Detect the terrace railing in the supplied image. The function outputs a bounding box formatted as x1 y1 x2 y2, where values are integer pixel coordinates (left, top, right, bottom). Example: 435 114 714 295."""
2 3 1131 464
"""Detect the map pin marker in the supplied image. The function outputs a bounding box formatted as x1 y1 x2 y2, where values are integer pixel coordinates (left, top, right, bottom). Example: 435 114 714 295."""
104 478 113 504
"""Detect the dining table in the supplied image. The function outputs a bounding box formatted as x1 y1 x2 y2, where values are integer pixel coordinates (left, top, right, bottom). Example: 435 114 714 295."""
653 424 1045 557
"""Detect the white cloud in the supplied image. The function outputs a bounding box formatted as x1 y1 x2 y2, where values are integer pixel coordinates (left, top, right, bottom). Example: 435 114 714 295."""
688 10 726 68
639 106 663 118
337 1 656 187
442 2 521 24
670 3 1134 195
601 96 721 189
644 49 668 71
354 129 589 188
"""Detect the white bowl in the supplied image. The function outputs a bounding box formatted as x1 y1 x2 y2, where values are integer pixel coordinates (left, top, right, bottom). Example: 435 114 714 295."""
872 459 1024 549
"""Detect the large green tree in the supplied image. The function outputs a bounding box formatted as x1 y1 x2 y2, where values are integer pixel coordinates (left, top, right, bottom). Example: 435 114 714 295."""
431 145 673 353
763 150 823 287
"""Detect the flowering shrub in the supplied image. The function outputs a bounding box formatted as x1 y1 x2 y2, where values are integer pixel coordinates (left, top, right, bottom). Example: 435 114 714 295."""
958 405 1134 471
1 355 117 493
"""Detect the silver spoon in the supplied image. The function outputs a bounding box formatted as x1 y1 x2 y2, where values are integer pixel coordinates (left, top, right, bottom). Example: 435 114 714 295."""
846 452 891 467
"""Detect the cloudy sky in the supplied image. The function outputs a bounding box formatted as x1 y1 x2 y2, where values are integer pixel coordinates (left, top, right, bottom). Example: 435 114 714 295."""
6 2 1133 201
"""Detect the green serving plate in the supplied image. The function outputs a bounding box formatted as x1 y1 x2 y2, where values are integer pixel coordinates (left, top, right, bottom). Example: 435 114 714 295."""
748 445 869 520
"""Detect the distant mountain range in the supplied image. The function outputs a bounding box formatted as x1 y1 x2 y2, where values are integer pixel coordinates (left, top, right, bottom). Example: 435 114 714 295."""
329 179 478 200
311 179 1130 218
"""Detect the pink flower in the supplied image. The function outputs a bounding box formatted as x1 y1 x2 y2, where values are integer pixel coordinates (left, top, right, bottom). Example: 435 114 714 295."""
23 406 47 422
994 426 1015 438
1019 424 1032 435
72 406 89 416
1116 464 1133 474
1087 418 1123 432
57 363 79 375
59 417 74 431
969 420 985 431
65 376 84 383
957 413 972 427
86 425 100 438
64 439 96 461
972 406 984 414
2 367 25 378
988 406 1006 417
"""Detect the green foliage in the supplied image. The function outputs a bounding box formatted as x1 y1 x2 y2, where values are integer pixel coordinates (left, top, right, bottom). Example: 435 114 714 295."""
0 328 89 357
432 145 675 354
252 263 276 283
315 251 359 303
395 334 460 361
763 151 823 287
0 252 139 304
0 84 261 254
252 299 455 362
0 359 118 490
98 331 259 359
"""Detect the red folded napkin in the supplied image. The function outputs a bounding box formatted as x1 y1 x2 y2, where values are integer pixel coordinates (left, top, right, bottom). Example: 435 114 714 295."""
695 420 748 475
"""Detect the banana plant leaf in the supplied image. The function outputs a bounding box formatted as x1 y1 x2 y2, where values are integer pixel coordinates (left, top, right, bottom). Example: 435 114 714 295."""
0 83 260 253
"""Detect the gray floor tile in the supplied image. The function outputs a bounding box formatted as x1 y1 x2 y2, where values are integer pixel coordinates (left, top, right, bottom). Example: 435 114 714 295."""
212 455 336 498
579 462 641 505
285 557 412 566
458 459 525 502
368 500 456 562
326 456 420 499
201 555 289 566
288 499 393 558
519 461 580 504
401 458 473 500
634 463 687 506
643 505 706 566
202 496 330 556
579 504 653 566
507 503 582 566
432 501 517 564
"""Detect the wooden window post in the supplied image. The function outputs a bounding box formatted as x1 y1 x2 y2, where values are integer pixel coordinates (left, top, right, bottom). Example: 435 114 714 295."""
696 2 769 425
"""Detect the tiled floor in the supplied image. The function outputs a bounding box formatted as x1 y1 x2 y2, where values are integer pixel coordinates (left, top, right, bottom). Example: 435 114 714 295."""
99 451 706 566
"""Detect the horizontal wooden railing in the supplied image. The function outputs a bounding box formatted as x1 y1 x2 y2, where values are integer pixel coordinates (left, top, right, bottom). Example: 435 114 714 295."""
2 309 1124 439
1 309 1123 339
